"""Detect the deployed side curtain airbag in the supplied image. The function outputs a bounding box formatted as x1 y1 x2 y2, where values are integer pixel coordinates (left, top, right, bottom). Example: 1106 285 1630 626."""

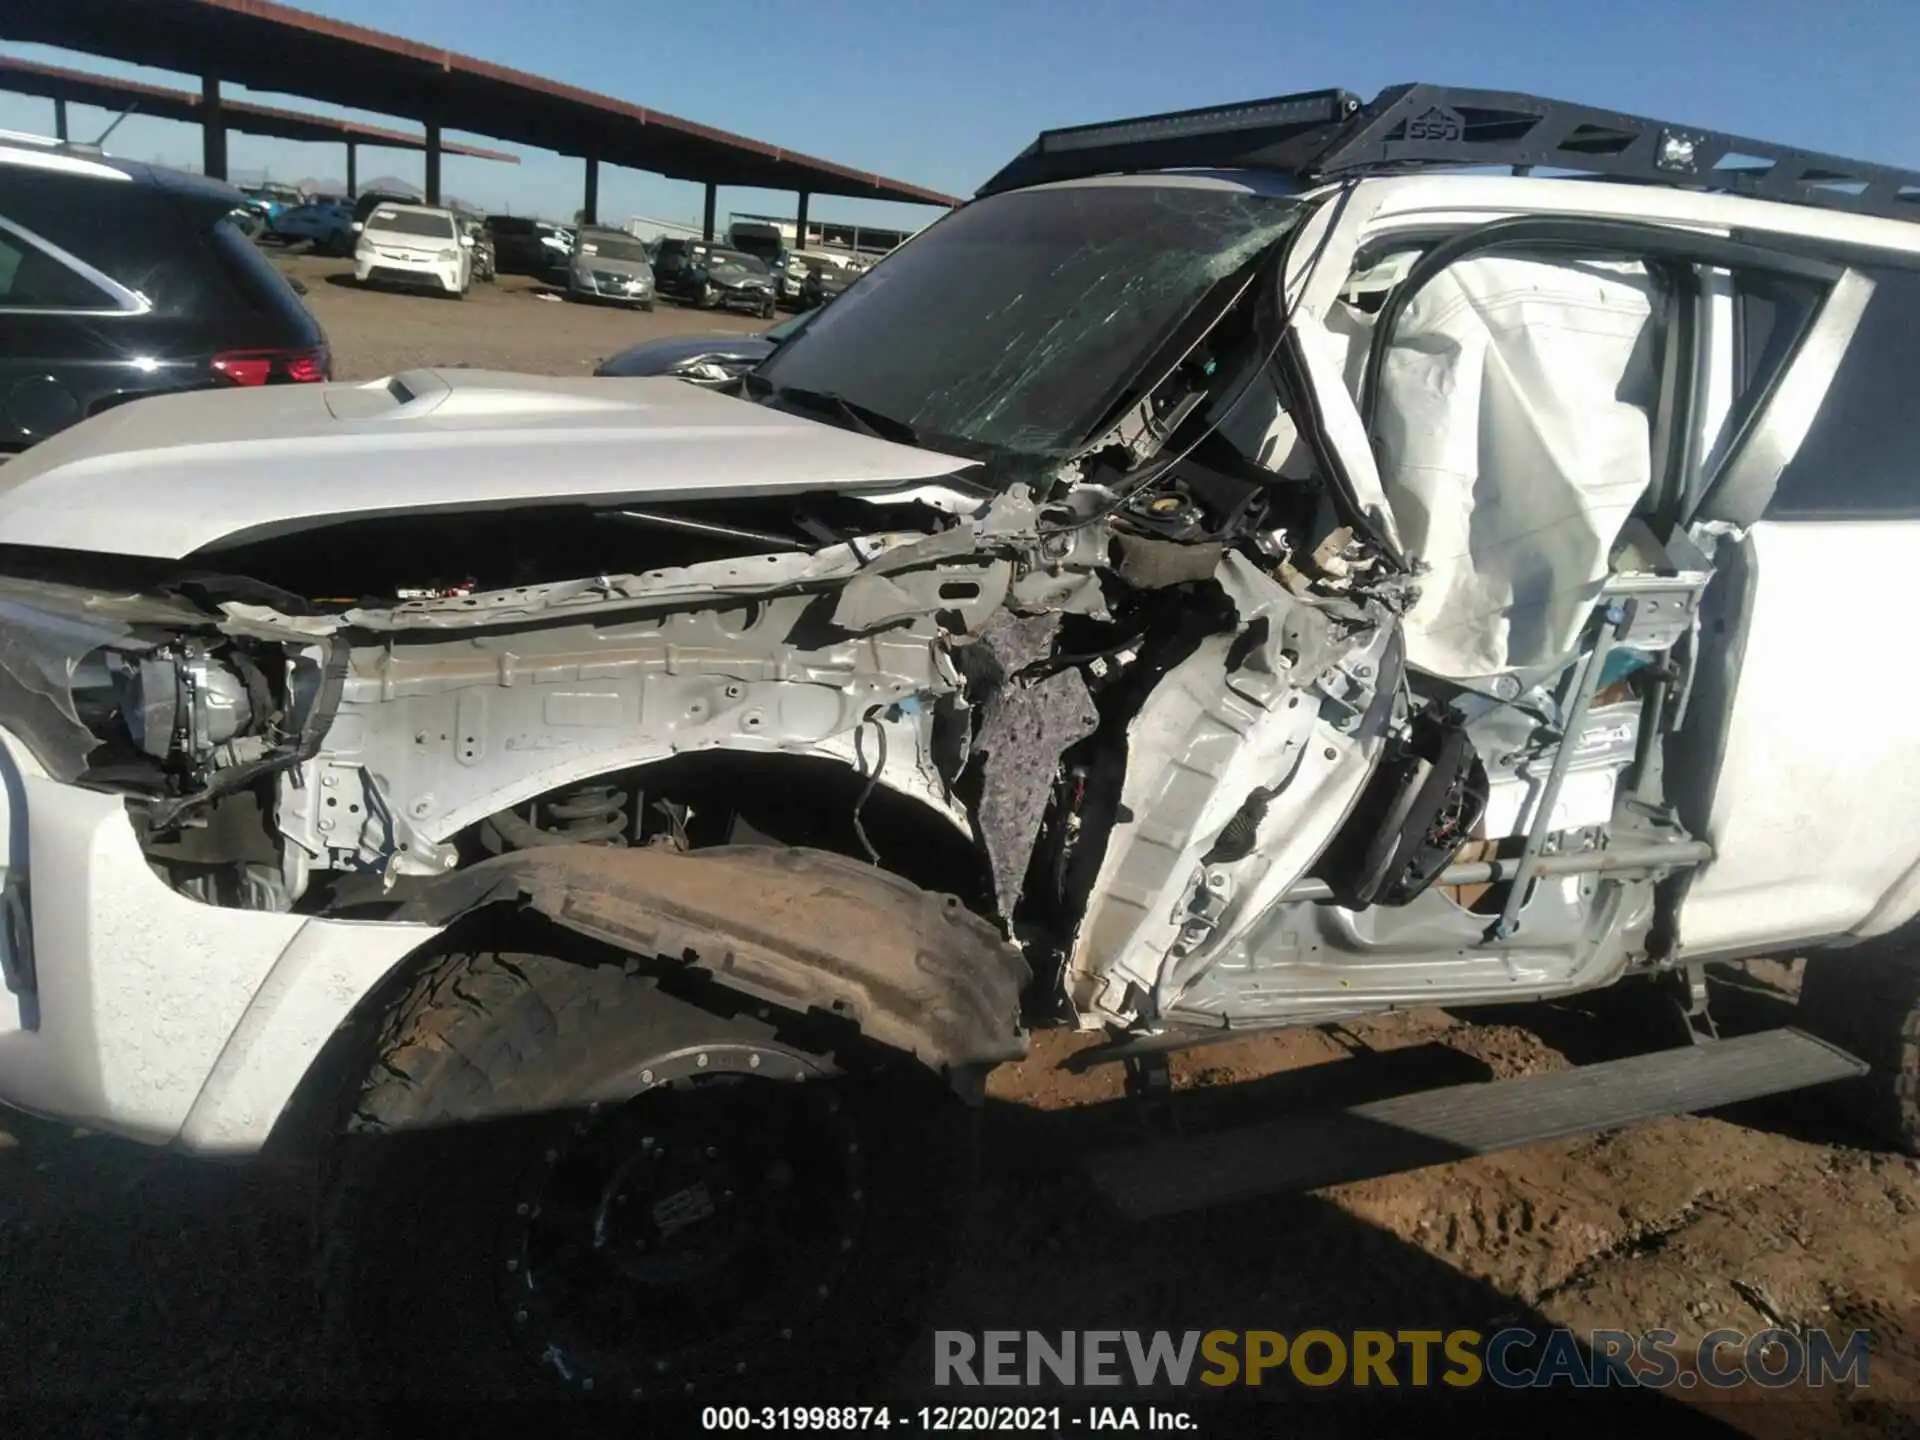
1369 256 1661 679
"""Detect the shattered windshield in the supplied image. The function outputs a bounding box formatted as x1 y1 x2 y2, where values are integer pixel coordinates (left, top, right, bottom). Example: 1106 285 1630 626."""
754 181 1299 460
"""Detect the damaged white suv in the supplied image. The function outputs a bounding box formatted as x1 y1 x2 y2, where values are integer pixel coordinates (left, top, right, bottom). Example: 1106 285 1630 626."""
1 84 1917 1398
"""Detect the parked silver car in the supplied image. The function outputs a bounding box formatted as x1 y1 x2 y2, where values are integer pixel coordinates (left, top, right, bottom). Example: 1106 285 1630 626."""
566 226 655 309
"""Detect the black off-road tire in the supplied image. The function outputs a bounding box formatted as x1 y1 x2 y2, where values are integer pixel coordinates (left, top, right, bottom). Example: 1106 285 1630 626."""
1797 939 1920 1155
320 941 973 1403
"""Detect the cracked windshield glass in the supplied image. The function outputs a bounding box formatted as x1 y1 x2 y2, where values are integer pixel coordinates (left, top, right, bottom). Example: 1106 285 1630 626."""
754 182 1299 462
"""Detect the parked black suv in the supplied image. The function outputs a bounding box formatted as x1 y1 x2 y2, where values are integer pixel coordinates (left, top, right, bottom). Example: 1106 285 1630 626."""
0 137 328 453
486 214 573 278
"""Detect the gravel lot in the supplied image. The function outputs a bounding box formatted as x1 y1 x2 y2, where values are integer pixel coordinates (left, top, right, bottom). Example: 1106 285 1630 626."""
283 251 770 380
0 249 1914 1435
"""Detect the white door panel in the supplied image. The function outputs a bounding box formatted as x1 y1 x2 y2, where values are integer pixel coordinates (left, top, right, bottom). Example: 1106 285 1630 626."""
1680 520 1920 954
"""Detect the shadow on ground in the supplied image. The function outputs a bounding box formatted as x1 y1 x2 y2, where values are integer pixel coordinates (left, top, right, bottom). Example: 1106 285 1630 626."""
0 1052 1774 1437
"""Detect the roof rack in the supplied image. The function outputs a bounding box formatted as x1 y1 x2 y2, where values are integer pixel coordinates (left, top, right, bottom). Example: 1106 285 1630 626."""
978 83 1920 224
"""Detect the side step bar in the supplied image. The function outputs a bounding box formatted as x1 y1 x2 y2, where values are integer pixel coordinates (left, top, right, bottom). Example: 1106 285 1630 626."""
1081 1028 1865 1221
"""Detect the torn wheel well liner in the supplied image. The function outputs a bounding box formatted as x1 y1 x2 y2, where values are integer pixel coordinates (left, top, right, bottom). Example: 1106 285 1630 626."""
389 843 1031 1075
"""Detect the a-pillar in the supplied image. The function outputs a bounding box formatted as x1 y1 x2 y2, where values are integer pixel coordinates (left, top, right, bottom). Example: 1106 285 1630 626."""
53 97 68 142
795 189 810 249
345 140 357 197
201 75 227 179
702 181 716 241
583 156 599 225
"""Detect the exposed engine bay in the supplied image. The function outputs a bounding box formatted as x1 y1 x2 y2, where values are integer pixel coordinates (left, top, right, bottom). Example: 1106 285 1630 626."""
0 226 1719 1039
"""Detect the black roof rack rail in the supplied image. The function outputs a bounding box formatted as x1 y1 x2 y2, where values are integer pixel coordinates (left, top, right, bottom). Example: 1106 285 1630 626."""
978 82 1920 225
975 89 1363 198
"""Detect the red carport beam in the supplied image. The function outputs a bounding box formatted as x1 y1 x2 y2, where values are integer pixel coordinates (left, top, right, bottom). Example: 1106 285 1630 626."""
0 0 957 207
0 56 522 162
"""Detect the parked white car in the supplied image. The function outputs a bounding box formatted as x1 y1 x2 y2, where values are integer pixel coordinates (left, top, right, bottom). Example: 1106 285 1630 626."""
0 83 1916 1404
353 202 473 297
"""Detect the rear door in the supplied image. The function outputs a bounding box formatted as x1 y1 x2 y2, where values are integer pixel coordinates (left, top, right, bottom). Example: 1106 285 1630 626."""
1677 260 1920 955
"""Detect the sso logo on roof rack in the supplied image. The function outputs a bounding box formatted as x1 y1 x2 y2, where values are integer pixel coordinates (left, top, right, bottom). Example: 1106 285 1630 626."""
1405 106 1465 144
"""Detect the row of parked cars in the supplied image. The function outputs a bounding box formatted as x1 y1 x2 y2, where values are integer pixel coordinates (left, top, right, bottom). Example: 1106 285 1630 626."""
235 177 871 318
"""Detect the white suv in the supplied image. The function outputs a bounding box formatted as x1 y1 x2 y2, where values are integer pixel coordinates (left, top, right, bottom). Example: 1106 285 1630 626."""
352 201 472 297
0 84 1915 1401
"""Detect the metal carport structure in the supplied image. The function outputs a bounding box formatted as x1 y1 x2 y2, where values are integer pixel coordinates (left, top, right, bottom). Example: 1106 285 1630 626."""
0 56 518 196
1 0 960 234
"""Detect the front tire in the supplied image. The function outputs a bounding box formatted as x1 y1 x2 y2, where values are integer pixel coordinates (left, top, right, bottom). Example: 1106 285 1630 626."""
1798 938 1920 1155
322 943 971 1402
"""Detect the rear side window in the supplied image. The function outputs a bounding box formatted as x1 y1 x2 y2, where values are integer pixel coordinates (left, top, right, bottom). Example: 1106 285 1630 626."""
0 222 118 309
1768 266 1920 519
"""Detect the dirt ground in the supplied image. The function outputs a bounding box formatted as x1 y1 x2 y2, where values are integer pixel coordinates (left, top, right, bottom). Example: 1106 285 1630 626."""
0 253 1914 1434
278 250 770 380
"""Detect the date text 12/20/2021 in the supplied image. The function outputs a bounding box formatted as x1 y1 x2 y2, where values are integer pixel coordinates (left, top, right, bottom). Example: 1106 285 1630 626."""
701 1406 1196 1432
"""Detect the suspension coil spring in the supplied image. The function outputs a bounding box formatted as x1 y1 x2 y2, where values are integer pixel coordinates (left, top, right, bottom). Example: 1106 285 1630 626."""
536 783 631 845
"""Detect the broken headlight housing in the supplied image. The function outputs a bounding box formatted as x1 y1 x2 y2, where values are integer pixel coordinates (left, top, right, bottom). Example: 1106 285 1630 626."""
0 587 292 791
111 643 265 771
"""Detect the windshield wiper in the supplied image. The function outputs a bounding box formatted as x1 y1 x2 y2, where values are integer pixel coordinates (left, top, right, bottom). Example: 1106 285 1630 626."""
765 384 921 448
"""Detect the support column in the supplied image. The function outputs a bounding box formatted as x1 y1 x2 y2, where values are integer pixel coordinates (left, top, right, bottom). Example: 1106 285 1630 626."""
583 156 599 225
701 181 717 241
345 139 357 197
53 97 68 142
424 120 442 204
795 189 810 249
201 75 227 179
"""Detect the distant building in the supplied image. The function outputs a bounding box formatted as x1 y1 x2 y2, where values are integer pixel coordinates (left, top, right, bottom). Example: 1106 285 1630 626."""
619 211 925 257
729 211 921 261
624 214 704 244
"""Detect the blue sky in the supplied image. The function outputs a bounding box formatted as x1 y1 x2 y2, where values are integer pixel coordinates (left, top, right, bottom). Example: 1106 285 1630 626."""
2 0 1915 233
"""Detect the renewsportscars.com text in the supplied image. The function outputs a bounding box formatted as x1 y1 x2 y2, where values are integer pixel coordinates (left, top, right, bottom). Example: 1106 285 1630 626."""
934 1327 1871 1391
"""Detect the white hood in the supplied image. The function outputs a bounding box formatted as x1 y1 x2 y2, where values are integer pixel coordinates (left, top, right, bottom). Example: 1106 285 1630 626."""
0 369 978 560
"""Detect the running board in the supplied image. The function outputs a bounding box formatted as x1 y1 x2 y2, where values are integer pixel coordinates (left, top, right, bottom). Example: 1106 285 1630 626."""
1082 1028 1865 1221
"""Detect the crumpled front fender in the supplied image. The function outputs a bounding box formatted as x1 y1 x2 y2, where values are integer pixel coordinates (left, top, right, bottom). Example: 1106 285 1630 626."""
392 843 1031 1076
